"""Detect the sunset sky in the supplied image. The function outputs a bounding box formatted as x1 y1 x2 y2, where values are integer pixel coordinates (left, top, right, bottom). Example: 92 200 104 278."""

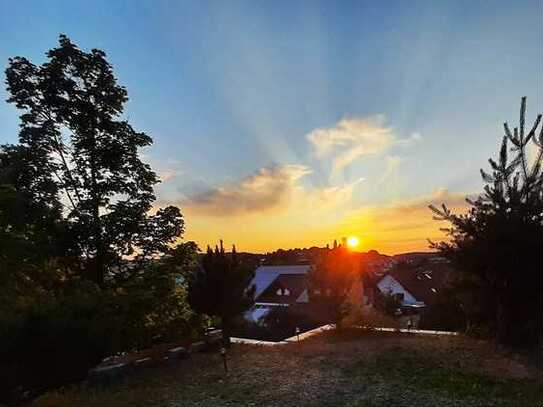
2 1 543 253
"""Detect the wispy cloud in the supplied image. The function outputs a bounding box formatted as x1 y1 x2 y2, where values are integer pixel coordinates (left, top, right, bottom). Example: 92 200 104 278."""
183 164 311 216
182 164 365 219
179 167 363 251
159 169 178 183
306 116 421 177
378 155 403 184
295 177 365 213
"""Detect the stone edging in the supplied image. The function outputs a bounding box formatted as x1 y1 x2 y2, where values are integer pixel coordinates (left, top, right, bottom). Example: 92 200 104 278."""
354 326 459 335
231 324 335 346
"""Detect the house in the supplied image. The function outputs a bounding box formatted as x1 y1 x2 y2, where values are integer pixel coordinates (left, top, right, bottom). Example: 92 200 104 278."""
247 264 312 322
376 259 452 309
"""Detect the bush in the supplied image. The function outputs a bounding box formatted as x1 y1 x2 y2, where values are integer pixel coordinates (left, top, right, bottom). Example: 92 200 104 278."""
342 304 399 329
418 293 466 332
0 263 203 403
231 306 322 342
0 281 116 402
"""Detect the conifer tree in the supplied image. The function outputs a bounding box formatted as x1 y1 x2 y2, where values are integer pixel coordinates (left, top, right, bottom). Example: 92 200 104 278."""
188 241 255 346
430 97 543 347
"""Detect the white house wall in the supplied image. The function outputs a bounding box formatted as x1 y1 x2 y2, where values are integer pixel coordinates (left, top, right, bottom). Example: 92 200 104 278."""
377 275 421 306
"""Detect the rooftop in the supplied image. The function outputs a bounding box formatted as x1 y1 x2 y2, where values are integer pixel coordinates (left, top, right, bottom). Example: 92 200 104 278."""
256 274 308 305
251 264 312 298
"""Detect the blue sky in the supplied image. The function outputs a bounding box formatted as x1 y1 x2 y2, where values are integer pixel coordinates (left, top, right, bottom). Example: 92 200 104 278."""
2 1 543 252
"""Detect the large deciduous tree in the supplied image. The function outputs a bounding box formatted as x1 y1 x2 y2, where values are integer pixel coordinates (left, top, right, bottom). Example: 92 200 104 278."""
1 36 197 399
5 35 183 285
430 97 543 347
188 242 255 346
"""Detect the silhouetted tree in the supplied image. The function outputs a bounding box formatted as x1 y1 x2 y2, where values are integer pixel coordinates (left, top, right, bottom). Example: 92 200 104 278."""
188 242 255 346
5 35 184 286
308 245 357 325
0 145 70 283
0 36 197 399
430 97 543 347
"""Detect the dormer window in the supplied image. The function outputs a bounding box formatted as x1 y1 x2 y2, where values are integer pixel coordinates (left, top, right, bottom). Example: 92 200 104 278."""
284 288 290 296
276 288 282 296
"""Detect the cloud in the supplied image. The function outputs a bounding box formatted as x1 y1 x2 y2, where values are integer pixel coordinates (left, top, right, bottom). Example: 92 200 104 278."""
306 116 422 177
294 177 365 213
395 132 423 147
183 164 311 216
180 169 363 252
346 188 470 228
378 155 403 184
159 170 177 183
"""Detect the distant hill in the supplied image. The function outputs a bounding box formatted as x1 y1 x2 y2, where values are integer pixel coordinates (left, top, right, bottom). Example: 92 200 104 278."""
393 251 439 261
208 247 445 271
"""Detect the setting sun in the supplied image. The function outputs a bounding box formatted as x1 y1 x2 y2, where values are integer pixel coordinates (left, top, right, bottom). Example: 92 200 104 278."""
347 236 360 248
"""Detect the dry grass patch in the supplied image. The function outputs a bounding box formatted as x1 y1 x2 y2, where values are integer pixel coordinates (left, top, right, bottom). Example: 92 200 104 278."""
34 329 543 407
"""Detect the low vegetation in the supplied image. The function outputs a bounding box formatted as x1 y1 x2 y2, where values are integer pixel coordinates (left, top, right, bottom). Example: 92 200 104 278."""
35 329 543 406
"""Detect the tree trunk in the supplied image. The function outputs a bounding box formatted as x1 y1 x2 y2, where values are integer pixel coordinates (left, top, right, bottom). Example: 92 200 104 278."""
89 135 105 287
496 292 519 346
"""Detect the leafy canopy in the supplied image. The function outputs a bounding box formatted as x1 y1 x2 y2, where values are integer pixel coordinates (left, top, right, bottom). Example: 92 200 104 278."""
4 35 184 285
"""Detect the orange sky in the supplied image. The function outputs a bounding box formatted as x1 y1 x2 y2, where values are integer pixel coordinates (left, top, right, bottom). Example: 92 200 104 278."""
181 188 470 255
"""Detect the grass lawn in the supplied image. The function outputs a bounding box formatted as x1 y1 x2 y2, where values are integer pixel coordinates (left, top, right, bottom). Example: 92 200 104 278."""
34 328 543 407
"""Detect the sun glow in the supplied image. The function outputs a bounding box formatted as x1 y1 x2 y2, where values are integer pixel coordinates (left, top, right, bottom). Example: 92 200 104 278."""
347 236 360 248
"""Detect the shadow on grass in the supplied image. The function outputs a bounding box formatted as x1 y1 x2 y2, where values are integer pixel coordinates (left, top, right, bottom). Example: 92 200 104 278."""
344 348 543 405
